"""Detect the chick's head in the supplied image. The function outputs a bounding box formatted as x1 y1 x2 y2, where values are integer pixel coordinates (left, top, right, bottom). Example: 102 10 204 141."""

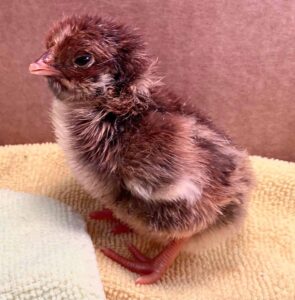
30 15 149 101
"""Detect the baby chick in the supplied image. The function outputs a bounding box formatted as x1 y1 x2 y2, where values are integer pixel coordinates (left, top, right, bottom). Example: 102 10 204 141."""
29 15 254 284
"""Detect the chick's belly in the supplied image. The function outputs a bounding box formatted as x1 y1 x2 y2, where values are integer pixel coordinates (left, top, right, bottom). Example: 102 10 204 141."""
112 206 197 242
108 192 204 242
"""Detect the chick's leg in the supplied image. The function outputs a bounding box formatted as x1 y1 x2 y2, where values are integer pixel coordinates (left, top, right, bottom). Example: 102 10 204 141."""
89 208 114 220
89 209 132 234
101 238 188 284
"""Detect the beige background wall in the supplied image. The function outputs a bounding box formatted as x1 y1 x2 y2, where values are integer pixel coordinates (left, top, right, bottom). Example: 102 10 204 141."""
0 1 294 161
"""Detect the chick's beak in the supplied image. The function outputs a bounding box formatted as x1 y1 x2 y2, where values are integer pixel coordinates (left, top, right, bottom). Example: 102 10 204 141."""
29 51 61 77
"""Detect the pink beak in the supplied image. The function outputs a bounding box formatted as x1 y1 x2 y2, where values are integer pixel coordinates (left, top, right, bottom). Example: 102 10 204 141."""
29 51 61 77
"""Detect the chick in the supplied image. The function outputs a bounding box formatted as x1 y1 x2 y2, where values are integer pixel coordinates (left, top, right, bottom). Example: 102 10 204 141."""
29 15 254 284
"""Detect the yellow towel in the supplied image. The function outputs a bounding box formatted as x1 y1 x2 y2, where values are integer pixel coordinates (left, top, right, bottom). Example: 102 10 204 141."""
0 143 294 300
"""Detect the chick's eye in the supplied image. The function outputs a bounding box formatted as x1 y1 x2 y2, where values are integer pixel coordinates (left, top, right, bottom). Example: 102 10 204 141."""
73 54 94 68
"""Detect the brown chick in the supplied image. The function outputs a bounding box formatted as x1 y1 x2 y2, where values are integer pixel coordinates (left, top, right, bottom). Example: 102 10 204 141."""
29 15 254 284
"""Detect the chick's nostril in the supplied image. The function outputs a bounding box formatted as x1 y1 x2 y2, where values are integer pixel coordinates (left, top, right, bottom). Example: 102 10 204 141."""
35 50 52 64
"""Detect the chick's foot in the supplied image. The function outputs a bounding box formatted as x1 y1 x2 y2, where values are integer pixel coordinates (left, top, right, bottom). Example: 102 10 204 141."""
90 208 133 235
101 238 187 284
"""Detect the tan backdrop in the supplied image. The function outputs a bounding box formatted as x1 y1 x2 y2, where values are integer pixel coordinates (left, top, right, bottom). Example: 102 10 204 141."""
0 1 294 161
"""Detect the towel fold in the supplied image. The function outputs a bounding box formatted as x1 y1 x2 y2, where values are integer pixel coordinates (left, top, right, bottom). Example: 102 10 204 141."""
0 143 294 300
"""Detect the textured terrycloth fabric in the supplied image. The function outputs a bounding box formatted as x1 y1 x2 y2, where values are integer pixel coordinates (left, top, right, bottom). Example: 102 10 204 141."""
0 143 294 300
0 189 105 300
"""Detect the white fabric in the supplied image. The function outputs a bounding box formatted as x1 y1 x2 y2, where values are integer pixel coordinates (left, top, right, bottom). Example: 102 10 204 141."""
0 189 105 300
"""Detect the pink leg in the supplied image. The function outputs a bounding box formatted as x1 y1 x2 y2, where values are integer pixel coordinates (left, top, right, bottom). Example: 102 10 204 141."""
89 208 132 234
111 223 133 234
89 208 114 220
101 238 188 284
